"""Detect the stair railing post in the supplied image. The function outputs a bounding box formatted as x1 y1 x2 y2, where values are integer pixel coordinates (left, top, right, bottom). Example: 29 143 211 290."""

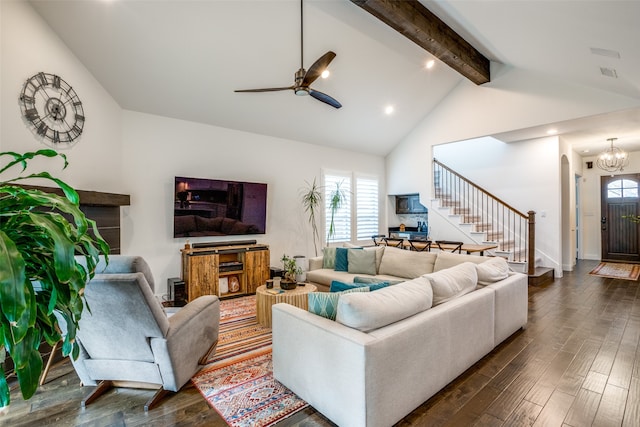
527 210 536 275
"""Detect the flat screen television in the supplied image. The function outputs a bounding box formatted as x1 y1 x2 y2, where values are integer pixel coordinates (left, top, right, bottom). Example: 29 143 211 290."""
174 176 267 238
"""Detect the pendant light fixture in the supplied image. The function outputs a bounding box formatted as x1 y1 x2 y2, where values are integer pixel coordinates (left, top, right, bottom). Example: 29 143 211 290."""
596 137 629 172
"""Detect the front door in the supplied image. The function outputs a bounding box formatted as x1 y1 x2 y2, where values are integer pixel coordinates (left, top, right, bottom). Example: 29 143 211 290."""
601 174 640 262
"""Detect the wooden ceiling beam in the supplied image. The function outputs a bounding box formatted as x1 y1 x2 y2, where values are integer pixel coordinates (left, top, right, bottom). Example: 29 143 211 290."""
350 0 490 85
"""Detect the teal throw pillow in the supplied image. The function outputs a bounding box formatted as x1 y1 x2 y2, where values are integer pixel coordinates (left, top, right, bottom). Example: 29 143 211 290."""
354 276 404 286
334 247 349 271
322 247 337 269
330 280 389 293
347 249 376 275
308 287 370 320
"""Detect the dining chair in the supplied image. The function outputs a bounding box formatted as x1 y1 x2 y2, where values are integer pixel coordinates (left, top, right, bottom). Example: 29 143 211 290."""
383 237 405 248
436 240 464 253
371 234 386 246
408 239 431 252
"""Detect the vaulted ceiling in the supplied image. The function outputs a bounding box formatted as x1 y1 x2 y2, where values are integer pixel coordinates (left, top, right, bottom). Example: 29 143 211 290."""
29 0 640 156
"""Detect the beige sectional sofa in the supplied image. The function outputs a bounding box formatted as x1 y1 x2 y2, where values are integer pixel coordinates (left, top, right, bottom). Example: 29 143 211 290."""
272 247 528 427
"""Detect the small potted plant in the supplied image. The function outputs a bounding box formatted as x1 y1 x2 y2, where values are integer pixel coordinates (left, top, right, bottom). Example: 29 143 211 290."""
280 254 302 290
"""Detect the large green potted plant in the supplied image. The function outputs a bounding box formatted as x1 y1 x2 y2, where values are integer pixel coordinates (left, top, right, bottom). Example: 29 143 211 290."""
0 150 109 410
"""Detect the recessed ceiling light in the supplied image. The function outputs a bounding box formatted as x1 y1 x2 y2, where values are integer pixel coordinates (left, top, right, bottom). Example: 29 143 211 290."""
547 129 558 135
583 149 590 153
425 59 435 69
321 70 330 79
384 105 394 115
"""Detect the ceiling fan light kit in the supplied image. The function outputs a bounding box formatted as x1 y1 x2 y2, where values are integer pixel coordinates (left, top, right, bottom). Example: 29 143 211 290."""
234 0 341 109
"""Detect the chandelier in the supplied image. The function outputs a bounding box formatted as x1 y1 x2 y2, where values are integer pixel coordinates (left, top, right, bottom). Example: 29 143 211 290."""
596 137 629 172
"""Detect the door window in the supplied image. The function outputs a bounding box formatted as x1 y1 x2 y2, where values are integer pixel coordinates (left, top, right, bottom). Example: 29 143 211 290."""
607 179 639 199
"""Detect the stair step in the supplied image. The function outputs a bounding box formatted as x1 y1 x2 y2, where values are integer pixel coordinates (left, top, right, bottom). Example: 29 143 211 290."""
528 267 554 286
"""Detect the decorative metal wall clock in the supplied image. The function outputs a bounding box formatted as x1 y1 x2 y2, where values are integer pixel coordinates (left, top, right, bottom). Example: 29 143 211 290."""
19 72 85 146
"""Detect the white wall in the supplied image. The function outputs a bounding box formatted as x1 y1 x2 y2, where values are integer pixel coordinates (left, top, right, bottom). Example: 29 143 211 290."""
121 111 385 291
433 136 562 274
1 1 123 191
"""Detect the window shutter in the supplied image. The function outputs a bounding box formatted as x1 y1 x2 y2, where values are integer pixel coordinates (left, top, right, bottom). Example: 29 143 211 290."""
324 174 351 243
356 177 379 240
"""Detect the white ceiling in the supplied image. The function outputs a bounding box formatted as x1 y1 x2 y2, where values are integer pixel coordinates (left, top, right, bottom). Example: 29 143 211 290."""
29 0 640 157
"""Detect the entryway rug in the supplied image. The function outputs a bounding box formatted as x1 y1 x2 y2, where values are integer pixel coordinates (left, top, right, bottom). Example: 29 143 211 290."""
192 296 309 427
589 262 640 281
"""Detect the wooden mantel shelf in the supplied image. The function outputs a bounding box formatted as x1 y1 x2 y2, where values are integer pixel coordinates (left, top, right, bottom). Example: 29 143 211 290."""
19 184 130 207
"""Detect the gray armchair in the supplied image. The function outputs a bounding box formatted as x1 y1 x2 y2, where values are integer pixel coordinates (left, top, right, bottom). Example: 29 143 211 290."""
70 256 219 410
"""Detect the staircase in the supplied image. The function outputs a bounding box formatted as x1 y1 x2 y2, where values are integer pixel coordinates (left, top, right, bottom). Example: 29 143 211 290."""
432 159 554 285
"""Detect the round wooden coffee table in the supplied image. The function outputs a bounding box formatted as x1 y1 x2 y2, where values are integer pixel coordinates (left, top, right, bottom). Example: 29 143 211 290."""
256 284 317 328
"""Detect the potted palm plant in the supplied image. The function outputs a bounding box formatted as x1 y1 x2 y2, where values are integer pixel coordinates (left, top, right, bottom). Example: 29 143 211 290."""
300 178 322 256
0 150 109 411
327 180 346 244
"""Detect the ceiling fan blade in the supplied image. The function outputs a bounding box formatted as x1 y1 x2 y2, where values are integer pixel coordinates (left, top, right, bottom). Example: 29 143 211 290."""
302 51 336 86
309 89 342 109
235 86 293 93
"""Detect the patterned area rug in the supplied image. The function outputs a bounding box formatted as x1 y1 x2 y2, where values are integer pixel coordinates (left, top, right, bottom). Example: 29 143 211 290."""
192 296 309 427
589 262 640 281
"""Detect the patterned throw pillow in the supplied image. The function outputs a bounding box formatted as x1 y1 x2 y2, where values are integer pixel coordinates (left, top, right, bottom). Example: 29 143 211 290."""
330 280 390 292
354 276 404 286
322 247 337 269
307 287 370 320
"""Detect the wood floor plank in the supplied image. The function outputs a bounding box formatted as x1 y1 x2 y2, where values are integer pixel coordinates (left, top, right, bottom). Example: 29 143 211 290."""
563 388 602 426
531 390 575 427
592 383 628 427
622 376 640 427
503 399 544 427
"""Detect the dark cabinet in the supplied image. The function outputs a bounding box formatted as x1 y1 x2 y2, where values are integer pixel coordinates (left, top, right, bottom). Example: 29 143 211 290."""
395 194 427 214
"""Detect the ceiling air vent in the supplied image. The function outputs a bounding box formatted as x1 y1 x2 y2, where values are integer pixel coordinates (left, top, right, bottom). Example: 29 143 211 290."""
600 67 618 78
590 47 621 59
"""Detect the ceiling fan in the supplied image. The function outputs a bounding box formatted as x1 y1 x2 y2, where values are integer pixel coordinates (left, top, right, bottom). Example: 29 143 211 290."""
234 0 342 109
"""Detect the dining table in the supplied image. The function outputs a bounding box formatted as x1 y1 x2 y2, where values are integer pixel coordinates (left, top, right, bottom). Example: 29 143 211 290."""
401 240 498 256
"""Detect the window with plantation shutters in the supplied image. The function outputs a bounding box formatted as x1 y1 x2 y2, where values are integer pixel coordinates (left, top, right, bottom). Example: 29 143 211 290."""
356 176 379 241
324 174 351 243
323 171 379 244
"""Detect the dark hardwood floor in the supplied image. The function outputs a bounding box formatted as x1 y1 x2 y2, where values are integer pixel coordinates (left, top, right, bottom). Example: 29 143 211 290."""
4 260 640 427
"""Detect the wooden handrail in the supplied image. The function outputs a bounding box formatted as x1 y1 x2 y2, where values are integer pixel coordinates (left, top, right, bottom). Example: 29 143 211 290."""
433 159 527 219
433 159 535 275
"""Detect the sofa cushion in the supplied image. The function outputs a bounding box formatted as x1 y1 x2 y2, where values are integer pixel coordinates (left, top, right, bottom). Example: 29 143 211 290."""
335 277 433 332
335 247 349 271
220 217 238 234
174 215 196 235
378 246 437 279
322 247 336 269
330 280 390 292
353 276 404 286
348 249 376 275
364 245 385 273
424 262 478 306
307 287 370 320
476 257 510 285
433 251 488 272
229 221 257 235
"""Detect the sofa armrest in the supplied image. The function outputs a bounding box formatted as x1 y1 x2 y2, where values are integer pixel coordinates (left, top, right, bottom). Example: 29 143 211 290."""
484 272 528 345
308 256 323 271
151 295 220 391
272 303 375 427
